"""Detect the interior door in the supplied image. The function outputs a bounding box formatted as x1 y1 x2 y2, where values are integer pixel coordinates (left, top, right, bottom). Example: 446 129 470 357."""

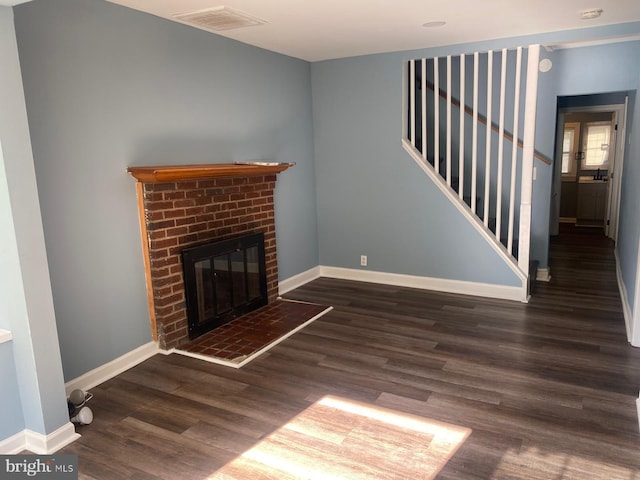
606 97 628 241
576 120 612 227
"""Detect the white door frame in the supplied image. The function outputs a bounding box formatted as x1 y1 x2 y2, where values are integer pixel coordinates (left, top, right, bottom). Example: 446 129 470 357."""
611 97 628 241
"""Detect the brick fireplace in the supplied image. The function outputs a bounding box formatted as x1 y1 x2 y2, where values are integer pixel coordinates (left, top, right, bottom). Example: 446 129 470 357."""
127 163 293 349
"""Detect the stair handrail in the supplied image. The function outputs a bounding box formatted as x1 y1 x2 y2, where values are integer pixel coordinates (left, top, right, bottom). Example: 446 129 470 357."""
423 81 552 166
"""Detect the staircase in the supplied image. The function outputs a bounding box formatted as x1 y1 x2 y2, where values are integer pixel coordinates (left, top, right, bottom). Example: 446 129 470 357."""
402 45 543 299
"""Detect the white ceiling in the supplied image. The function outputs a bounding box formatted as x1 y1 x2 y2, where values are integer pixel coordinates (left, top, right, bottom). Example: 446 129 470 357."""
103 0 640 60
21 0 640 61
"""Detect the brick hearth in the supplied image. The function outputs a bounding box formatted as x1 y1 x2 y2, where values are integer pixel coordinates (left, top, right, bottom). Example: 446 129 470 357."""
128 164 292 349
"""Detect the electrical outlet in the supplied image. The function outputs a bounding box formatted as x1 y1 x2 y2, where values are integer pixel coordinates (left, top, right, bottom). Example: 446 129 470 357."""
360 255 367 267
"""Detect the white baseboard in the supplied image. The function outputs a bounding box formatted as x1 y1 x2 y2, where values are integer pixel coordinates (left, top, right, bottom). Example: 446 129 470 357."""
1 423 79 455
64 341 159 395
279 266 321 295
637 396 640 432
615 250 634 344
0 329 12 344
25 422 80 454
0 430 27 454
536 268 551 282
319 266 527 302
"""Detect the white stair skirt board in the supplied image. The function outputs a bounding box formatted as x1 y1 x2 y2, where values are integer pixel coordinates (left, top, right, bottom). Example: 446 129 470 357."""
1 423 80 455
536 268 551 282
64 341 159 395
170 306 333 369
402 140 528 296
320 266 526 302
279 266 321 296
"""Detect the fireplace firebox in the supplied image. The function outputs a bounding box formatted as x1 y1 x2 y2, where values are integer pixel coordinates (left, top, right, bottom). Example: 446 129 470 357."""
182 233 268 339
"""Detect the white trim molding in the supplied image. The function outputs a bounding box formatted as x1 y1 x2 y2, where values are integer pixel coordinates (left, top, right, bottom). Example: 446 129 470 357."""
25 423 79 454
536 268 551 282
65 341 159 395
320 266 526 302
279 266 321 296
615 249 634 344
0 1 32 6
633 238 640 347
0 430 26 454
1 423 79 455
0 328 12 344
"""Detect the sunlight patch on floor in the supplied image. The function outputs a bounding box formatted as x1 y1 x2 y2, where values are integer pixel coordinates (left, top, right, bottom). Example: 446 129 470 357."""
206 395 471 480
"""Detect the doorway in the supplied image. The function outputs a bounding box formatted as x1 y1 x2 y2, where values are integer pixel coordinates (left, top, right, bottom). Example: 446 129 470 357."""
550 94 629 241
559 112 614 228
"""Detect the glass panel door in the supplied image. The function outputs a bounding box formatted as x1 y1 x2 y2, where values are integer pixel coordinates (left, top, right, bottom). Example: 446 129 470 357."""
246 245 261 301
213 254 232 315
230 249 247 307
194 259 213 326
182 232 268 339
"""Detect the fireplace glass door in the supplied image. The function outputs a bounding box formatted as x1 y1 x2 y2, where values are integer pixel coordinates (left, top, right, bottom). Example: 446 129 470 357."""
182 233 267 339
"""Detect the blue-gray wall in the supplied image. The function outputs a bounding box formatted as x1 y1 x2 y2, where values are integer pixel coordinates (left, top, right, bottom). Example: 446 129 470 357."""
311 52 522 286
9 0 640 392
310 29 640 285
1 4 69 440
620 88 640 323
14 0 318 381
312 32 640 292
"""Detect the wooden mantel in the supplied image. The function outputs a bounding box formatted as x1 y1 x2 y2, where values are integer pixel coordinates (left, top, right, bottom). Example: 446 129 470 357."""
127 162 294 183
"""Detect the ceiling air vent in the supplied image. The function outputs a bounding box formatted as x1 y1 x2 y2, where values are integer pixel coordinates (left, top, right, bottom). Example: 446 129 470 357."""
172 6 267 32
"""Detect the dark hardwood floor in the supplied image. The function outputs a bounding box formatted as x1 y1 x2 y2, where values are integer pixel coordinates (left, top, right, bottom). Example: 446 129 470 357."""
62 226 640 479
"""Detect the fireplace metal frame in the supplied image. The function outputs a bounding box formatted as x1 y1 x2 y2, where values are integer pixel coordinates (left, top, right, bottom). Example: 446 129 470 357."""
182 232 268 339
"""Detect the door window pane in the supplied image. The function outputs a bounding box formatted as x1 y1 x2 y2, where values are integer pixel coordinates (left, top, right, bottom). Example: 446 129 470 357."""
561 123 579 176
584 124 610 168
561 129 574 174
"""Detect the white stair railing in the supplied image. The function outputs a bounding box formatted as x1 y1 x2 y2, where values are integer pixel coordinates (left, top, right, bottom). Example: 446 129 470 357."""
402 45 541 276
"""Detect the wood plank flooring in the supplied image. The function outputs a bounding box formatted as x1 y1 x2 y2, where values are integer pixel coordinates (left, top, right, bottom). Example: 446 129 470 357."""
61 226 640 479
